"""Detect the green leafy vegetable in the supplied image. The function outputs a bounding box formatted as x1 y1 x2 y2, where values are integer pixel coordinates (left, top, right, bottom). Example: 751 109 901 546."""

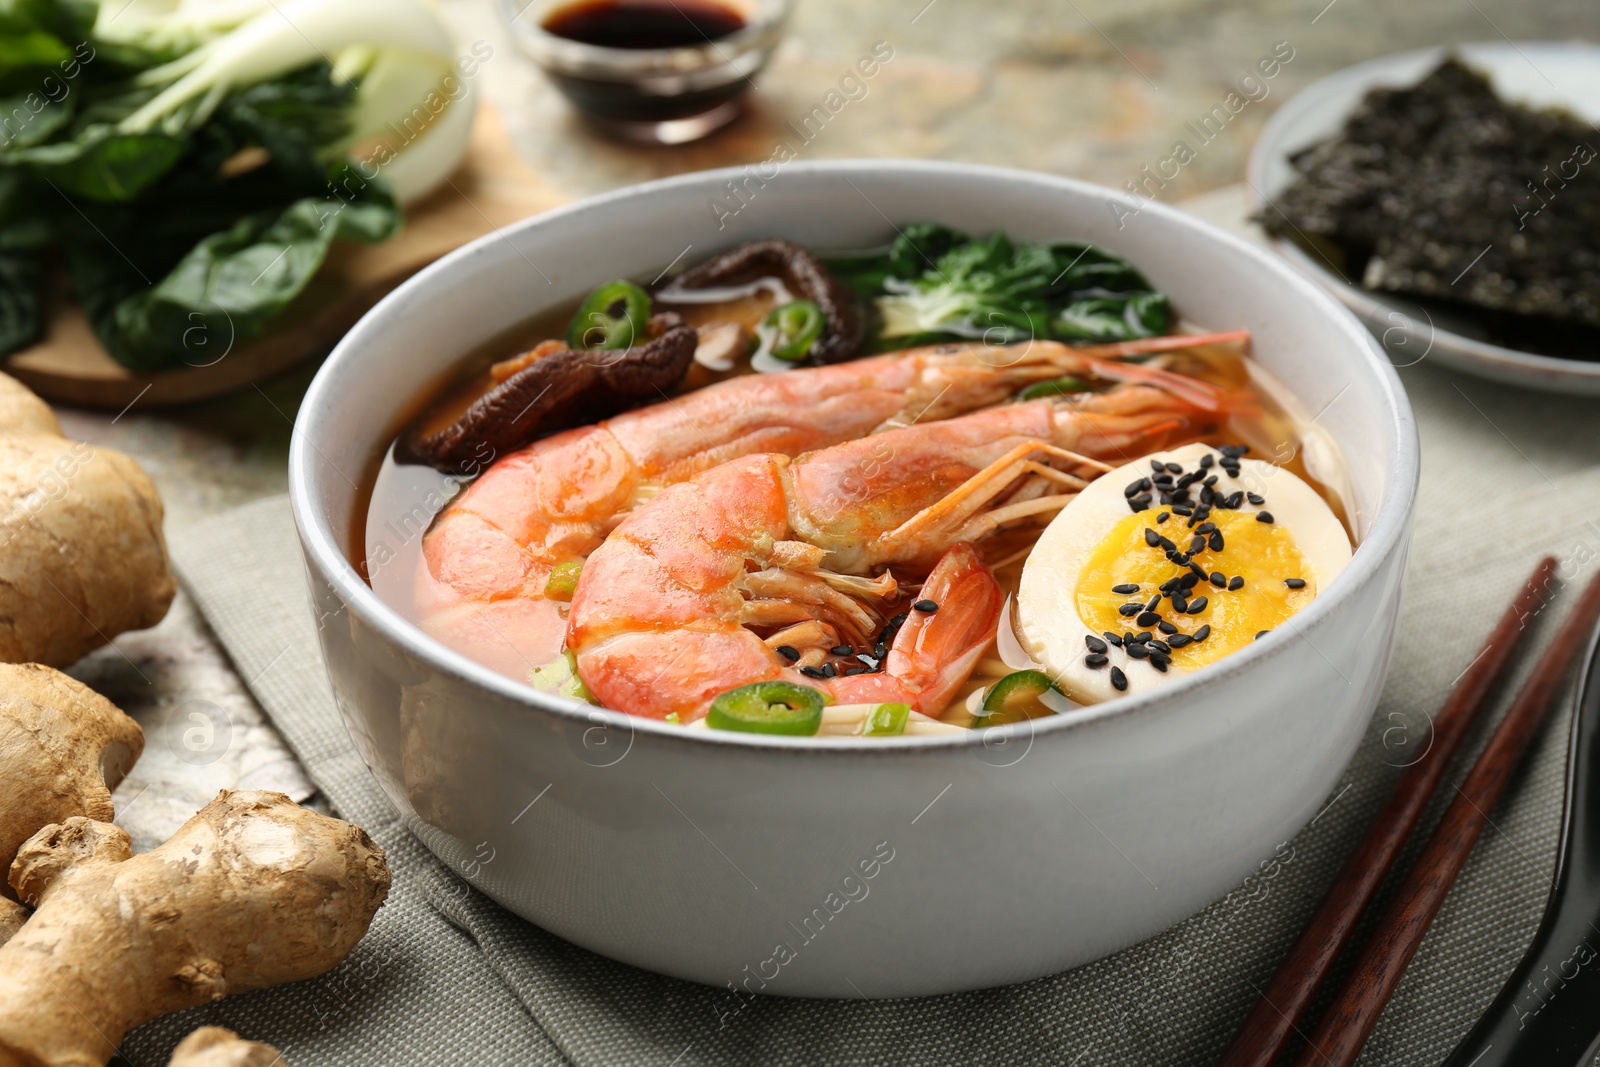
829 223 1174 350
0 0 464 370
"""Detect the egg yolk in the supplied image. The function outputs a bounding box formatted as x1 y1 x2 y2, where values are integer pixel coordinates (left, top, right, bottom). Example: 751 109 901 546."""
1074 509 1317 668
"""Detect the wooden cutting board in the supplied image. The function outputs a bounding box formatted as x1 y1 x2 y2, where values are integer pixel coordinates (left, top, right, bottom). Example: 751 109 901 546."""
4 106 567 410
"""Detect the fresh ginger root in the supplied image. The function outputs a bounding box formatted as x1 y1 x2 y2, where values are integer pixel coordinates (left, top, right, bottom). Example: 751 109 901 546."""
0 371 175 667
168 1027 285 1067
0 791 389 1067
0 663 143 899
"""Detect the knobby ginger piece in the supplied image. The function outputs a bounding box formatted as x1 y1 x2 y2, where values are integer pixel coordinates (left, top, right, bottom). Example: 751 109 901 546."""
0 790 389 1067
0 662 143 900
169 1027 286 1067
0 371 176 667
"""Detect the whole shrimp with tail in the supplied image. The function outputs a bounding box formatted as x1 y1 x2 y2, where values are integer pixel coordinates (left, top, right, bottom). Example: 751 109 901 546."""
567 380 1248 722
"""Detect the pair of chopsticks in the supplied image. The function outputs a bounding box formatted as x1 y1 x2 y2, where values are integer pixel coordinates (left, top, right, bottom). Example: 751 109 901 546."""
1218 557 1600 1067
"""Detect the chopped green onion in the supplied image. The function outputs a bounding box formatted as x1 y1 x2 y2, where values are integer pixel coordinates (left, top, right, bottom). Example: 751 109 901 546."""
863 702 911 736
567 279 651 351
707 681 826 736
544 560 583 601
759 300 826 361
529 650 593 703
1018 376 1091 400
977 669 1069 725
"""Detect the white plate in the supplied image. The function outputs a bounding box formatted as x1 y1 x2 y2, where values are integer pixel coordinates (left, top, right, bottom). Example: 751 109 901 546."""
1246 41 1600 395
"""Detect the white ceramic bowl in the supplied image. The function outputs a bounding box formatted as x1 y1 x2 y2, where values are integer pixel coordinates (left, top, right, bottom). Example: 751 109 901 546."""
1247 41 1600 395
289 161 1417 997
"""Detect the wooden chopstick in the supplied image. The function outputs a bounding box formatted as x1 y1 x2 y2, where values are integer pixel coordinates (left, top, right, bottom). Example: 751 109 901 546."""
1217 557 1558 1067
1292 568 1600 1067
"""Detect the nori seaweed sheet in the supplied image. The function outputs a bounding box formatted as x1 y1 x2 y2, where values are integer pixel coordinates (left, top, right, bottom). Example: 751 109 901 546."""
1265 58 1600 340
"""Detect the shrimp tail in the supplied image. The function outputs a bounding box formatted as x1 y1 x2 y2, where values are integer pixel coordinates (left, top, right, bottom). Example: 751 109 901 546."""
1081 356 1231 414
831 542 1003 714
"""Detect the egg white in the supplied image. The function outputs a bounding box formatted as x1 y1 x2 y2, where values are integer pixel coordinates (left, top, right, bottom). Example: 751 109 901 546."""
1015 442 1352 704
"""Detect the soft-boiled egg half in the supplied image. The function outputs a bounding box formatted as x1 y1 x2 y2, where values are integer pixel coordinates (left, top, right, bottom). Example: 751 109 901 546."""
1016 442 1352 704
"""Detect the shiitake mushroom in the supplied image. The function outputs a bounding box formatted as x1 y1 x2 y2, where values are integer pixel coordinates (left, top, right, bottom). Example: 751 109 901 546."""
396 313 696 473
667 238 863 363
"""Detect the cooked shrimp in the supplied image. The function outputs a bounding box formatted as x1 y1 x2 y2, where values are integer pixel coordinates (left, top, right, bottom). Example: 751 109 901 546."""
567 384 1237 721
421 331 1246 606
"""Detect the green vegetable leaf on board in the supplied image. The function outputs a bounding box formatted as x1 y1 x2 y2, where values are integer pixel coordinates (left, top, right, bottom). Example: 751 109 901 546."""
0 251 43 355
832 224 1173 349
75 161 400 371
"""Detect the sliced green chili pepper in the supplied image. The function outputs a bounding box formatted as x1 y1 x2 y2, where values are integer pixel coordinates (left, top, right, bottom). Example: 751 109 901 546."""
707 681 826 736
977 670 1069 725
863 702 911 737
567 279 651 351
760 299 826 361
544 560 583 601
1018 376 1092 400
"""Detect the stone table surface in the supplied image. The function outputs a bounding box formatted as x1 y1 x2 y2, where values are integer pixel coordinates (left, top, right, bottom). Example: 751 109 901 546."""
68 0 1593 846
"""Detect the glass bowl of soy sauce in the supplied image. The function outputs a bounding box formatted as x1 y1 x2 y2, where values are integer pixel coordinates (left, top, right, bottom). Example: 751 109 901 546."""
502 0 790 144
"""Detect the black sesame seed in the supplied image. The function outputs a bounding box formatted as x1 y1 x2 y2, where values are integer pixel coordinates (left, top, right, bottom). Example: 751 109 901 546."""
1186 596 1208 614
1176 473 1198 491
1156 511 1170 523
1256 511 1274 524
1221 444 1249 457
1196 522 1217 534
1169 551 1191 567
830 644 853 656
875 642 888 658
1159 492 1174 505
1111 583 1140 595
1131 632 1152 644
843 666 870 676
1210 572 1226 588
776 645 800 661
822 663 837 678
1194 624 1212 641
1085 635 1108 654
1118 603 1142 617
1125 477 1151 497
1163 461 1181 474
1172 505 1193 516
1149 639 1171 654
1167 633 1194 648
1209 532 1225 552
1158 620 1178 635
1285 578 1307 589
1199 454 1214 469
1247 492 1266 505
1129 494 1152 513
1150 654 1170 673
1224 492 1244 510
1126 642 1150 659
1180 573 1201 590
1145 593 1163 611
1189 562 1209 580
1150 459 1166 473
913 599 939 613
1228 576 1243 591
1189 536 1207 555
800 665 826 678
1256 629 1271 640
1170 595 1189 613
1136 611 1161 628
1200 487 1215 505
1103 631 1124 647
1203 474 1218 487
1085 653 1109 668
1159 577 1180 594
1144 528 1161 547
1110 667 1128 691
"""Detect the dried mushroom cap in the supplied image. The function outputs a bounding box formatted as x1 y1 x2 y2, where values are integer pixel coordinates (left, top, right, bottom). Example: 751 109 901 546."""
397 313 696 474
668 238 864 363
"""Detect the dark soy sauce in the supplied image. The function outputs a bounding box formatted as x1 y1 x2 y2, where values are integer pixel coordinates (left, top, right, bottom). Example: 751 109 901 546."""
543 0 746 49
